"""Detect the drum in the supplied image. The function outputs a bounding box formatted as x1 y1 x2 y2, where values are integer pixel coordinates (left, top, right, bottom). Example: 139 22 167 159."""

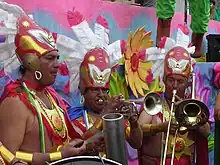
48 156 122 165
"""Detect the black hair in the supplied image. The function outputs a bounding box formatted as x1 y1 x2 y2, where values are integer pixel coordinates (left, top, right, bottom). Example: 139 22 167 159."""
19 65 26 75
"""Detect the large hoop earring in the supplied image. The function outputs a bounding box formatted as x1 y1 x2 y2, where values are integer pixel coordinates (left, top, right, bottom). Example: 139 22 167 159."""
35 71 42 80
80 95 85 105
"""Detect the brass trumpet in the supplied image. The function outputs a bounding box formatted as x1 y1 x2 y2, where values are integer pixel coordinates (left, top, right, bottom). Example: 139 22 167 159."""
129 92 163 115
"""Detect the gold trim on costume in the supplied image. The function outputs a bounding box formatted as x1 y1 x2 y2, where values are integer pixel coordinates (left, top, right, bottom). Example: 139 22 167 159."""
15 151 33 163
125 127 131 138
19 35 48 55
33 91 70 143
93 118 103 130
163 100 195 160
0 145 15 163
49 152 62 162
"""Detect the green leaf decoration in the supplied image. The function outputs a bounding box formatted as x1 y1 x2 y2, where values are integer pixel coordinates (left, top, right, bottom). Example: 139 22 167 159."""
109 71 129 99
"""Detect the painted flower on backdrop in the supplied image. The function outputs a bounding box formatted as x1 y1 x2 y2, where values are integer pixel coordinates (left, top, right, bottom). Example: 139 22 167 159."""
124 27 154 98
195 68 212 121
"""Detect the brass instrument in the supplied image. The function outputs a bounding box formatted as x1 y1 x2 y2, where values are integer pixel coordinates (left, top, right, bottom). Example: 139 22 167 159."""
175 72 210 129
123 72 209 165
165 72 209 165
129 92 163 115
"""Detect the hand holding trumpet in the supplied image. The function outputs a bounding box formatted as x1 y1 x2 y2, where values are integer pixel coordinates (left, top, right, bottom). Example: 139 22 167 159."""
104 94 139 123
103 94 125 114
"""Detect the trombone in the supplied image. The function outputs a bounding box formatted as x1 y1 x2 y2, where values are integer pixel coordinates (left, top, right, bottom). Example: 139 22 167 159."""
174 72 209 129
126 72 209 165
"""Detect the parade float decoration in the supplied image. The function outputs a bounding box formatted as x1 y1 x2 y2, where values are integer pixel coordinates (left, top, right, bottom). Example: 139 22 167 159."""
0 0 220 164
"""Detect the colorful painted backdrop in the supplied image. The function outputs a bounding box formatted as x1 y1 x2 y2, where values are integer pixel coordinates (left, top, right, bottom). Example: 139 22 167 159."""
1 0 220 164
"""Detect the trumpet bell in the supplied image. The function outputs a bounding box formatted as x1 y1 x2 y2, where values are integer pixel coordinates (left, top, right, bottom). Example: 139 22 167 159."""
175 99 209 127
143 92 162 115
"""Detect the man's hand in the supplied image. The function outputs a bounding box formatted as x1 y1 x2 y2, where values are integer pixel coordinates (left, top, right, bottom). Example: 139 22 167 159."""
161 121 179 135
86 136 105 154
61 139 86 158
118 102 138 123
103 95 124 114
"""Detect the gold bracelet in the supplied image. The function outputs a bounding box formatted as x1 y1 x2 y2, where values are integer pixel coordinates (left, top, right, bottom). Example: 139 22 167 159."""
15 151 33 163
142 124 151 132
0 145 15 164
142 124 159 134
150 124 160 133
49 152 62 162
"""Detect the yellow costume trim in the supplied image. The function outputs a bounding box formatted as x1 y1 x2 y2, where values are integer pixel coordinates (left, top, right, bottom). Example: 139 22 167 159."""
49 152 62 162
167 132 194 160
142 124 161 134
35 92 69 139
0 145 15 164
93 118 103 130
126 127 131 138
163 100 194 160
33 91 71 148
15 152 33 163
56 145 63 152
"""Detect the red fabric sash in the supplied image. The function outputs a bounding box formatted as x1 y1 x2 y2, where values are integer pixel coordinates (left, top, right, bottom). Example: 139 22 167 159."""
156 156 191 165
0 81 81 148
195 132 209 165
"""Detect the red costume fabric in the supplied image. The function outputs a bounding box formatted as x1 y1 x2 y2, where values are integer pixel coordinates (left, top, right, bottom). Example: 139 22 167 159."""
0 80 81 147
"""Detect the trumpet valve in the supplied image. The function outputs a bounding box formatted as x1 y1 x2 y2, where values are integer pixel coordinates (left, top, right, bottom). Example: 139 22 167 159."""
196 117 201 124
179 126 188 135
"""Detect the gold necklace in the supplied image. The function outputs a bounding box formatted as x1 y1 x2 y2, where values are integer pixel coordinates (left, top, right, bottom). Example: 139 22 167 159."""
35 91 69 140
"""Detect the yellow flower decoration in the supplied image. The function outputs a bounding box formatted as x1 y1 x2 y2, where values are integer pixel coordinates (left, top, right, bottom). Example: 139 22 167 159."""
124 26 154 98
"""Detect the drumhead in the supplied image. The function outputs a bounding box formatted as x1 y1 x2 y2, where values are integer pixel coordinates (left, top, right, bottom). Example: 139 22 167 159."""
48 156 122 165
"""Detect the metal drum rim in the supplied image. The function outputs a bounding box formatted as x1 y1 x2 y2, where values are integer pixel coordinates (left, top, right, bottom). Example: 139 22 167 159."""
102 113 123 121
49 156 122 165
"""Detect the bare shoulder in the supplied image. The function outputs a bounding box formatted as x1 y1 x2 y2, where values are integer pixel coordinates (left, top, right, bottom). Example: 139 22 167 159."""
0 96 30 119
0 96 30 152
138 110 153 125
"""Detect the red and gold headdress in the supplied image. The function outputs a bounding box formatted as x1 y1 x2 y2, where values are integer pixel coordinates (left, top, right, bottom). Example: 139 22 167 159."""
15 14 57 61
164 46 191 79
79 48 111 93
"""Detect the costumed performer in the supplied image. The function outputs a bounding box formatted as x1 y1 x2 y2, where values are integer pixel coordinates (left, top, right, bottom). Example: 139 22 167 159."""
136 25 210 165
65 9 142 151
0 14 102 165
156 0 210 58
69 47 142 149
